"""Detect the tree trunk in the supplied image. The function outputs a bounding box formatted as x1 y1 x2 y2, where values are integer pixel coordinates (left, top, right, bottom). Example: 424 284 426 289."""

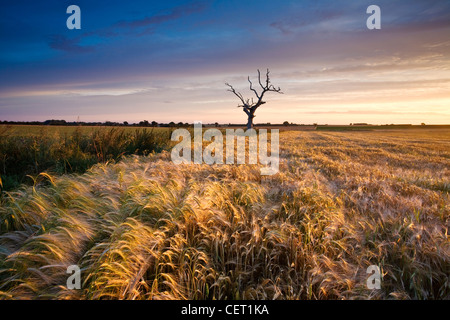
246 112 255 130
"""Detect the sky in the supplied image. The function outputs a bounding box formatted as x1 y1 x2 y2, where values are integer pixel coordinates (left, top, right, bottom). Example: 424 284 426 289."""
0 0 449 125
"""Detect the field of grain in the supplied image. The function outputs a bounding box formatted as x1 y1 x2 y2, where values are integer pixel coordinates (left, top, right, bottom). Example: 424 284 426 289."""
0 125 171 190
0 129 448 299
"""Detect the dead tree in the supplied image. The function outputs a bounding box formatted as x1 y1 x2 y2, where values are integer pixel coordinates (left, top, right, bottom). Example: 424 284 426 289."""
226 69 282 130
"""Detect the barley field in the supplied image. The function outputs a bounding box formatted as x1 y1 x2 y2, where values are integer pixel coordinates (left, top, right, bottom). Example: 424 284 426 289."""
0 129 448 300
0 125 171 191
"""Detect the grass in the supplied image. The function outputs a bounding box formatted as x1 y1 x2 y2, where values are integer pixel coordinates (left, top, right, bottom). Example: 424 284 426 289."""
0 125 170 137
0 125 172 191
0 129 448 300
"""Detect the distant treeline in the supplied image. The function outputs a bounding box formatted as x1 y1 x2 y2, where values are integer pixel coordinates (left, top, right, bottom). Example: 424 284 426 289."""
1 119 179 127
1 120 447 128
0 119 307 127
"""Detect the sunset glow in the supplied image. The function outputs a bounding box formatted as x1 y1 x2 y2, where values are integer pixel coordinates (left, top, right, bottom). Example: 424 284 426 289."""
1 0 449 124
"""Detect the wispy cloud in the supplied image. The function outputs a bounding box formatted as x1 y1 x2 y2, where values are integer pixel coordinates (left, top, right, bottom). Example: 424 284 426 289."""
115 1 208 33
47 35 94 53
1 0 450 124
306 110 446 115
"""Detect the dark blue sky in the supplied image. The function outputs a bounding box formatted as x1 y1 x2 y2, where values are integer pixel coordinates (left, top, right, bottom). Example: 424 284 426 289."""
1 0 449 124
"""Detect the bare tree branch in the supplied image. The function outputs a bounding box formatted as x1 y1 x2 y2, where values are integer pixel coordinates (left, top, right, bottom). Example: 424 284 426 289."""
248 77 260 100
225 83 246 106
226 69 283 129
258 69 264 90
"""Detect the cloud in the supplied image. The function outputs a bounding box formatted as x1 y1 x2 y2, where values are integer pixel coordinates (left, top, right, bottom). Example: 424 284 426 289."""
269 3 352 35
115 1 208 31
2 1 450 125
48 35 94 53
305 110 445 115
269 0 450 36
269 21 293 35
46 2 209 53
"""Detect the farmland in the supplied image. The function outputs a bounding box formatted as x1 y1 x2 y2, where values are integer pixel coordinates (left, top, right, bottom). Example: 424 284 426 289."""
0 125 172 190
0 128 449 299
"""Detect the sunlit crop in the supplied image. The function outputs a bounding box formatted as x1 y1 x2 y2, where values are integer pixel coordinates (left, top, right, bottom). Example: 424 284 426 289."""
0 129 448 299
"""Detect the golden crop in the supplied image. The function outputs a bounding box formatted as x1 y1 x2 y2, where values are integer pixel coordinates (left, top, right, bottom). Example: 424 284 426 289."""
0 129 448 299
